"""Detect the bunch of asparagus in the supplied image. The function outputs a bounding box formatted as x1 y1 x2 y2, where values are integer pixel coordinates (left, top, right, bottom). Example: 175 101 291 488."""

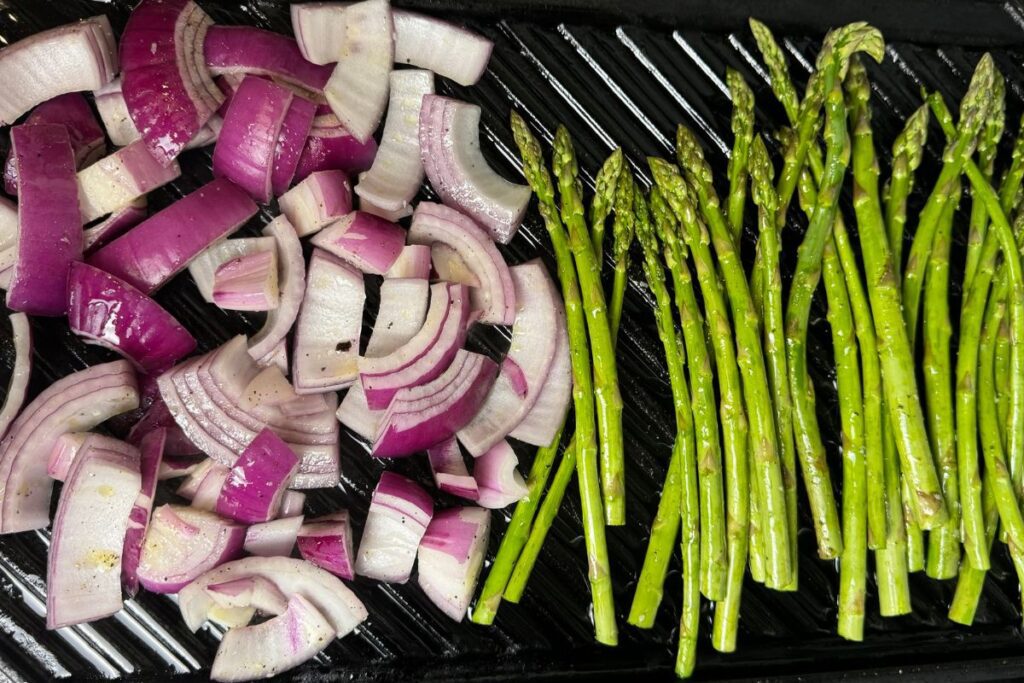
469 16 1024 679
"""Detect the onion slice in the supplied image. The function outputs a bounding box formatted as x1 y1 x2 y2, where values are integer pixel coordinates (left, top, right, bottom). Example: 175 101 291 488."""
0 313 31 441
354 69 434 212
83 200 148 254
120 0 224 165
94 77 222 149
410 202 516 324
0 16 118 126
295 113 378 182
77 140 181 224
355 472 433 583
417 506 490 621
427 438 479 500
278 170 353 238
280 491 306 517
137 505 245 594
46 438 140 629
273 95 317 197
419 95 530 243
189 236 277 304
385 244 431 279
47 432 135 482
88 178 258 295
123 428 166 597
249 216 306 362
67 262 197 373
473 440 528 508
0 360 138 534
293 249 365 393
323 0 394 143
393 11 493 86
297 511 356 580
245 515 304 557
509 299 571 446
204 26 332 95
216 428 300 523
311 211 405 276
213 250 280 312
291 3 347 65
6 124 82 317
365 278 430 358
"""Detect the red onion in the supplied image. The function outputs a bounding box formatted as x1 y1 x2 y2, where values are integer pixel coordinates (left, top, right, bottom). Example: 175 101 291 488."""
46 437 140 629
474 440 528 508
278 170 353 238
393 11 493 86
122 427 166 597
427 438 479 500
213 250 279 312
206 575 289 617
365 278 430 358
273 95 317 197
159 455 204 480
361 283 471 410
245 515 304 557
0 16 118 126
335 384 380 442
297 511 355 579
94 77 222 149
6 124 82 316
216 428 300 524
189 236 277 304
417 506 490 621
373 350 498 458
77 139 181 224
360 194 414 223
0 197 17 272
249 216 305 362
293 249 365 393
175 458 219 501
213 76 294 203
509 300 571 446
83 200 148 254
128 395 201 456
410 202 516 324
323 0 394 143
120 0 224 165
385 244 431 279
419 95 531 244
0 360 138 534
204 26 332 95
291 3 347 65
355 471 433 582
311 211 405 276
191 465 231 512
88 178 258 295
67 262 197 373
4 93 106 195
137 504 245 594
354 70 434 212
0 313 31 442
294 113 378 182
47 432 135 482
178 556 368 636
260 339 290 374
280 490 307 517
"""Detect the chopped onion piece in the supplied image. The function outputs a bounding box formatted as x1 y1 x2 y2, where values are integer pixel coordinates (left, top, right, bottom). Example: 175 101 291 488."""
159 455 204 480
359 194 414 222
427 438 479 500
77 140 181 224
474 440 528 508
128 395 201 456
240 366 296 410
123 428 166 597
206 575 289 616
354 70 434 212
419 95 530 243
175 458 219 501
385 244 431 279
245 515 304 557
213 250 280 312
280 491 306 518
393 11 493 86
83 200 148 254
294 113 378 182
291 3 348 64
273 95 317 197
249 216 306 362
509 300 571 446
0 313 31 441
189 236 277 304
297 510 355 580
204 26 332 94
336 385 381 442
311 211 405 275
417 506 490 621
192 465 231 512
355 472 433 582
47 432 134 482
216 428 300 524
278 170 353 237
94 77 221 149
365 279 430 358
137 505 245 594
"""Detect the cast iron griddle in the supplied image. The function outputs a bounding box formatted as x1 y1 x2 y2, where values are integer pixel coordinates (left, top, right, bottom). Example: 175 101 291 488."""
0 1 1023 681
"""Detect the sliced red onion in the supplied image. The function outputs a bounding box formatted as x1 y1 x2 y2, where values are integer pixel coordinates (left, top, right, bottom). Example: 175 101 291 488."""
509 300 571 446
216 428 300 524
0 360 137 534
427 438 479 500
213 76 294 203
291 3 348 65
293 249 365 393
249 216 306 361
419 95 530 244
192 465 231 512
47 432 135 482
88 178 258 295
274 95 318 197
83 200 148 254
137 504 245 594
178 556 368 636
365 278 430 358
204 26 332 95
128 395 201 456
207 575 290 617
355 472 433 583
78 140 181 224
410 202 516 325
123 427 166 597
393 11 493 86
6 124 81 317
94 77 222 149
474 440 528 509
297 511 355 580
175 458 219 501
120 0 224 165
294 114 378 182
213 250 280 312
0 197 17 258
323 0 393 143
359 194 414 223
67 262 197 373
4 93 106 195
278 170 353 238
0 313 31 441
417 506 490 621
159 455 204 480
0 16 117 126
260 339 290 375
458 261 561 454
373 350 498 458
361 283 471 410
245 515 304 557
46 438 140 629
336 385 379 442
354 70 434 212
385 244 431 279
239 366 299 411
189 236 277 304
280 491 306 517
311 211 405 276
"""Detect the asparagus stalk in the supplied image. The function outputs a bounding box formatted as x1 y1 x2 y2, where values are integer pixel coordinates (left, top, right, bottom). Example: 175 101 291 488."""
996 313 1012 436
884 105 930 278
1000 114 1024 214
609 170 635 341
749 18 800 124
648 164 749 652
510 112 617 645
590 148 624 261
552 127 627 526
963 75 1005 293
748 442 766 585
725 68 755 239
876 394 913 615
948 472 999 625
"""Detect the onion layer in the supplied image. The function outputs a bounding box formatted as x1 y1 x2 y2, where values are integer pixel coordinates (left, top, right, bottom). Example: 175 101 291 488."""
94 77 222 150
189 236 277 304
297 511 355 580
509 296 571 446
245 516 304 557
213 250 280 312
204 26 332 95
249 216 306 362
294 113 378 182
473 440 528 509
83 200 149 254
355 472 433 583
417 506 490 621
384 244 431 279
279 170 353 238
427 438 479 500
311 211 405 276
137 505 245 594
123 428 166 597
393 11 493 86
216 428 300 524
77 139 181 224
365 278 430 358
0 313 31 442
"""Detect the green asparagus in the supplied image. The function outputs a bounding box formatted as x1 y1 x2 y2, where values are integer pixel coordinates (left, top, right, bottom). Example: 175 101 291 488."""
726 68 755 240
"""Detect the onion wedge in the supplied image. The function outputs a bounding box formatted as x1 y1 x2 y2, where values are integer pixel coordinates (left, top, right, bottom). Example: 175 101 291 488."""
273 95 318 197
0 313 31 442
295 112 378 181
204 26 332 95
393 11 493 86
77 140 181 224
311 211 405 275
509 299 571 446
297 511 356 580
249 216 306 362
417 506 490 621
355 472 433 582
215 428 300 524
189 236 277 304
385 244 431 279
427 438 479 500
278 170 353 238
245 516 304 557
94 77 222 149
473 440 528 508
122 428 166 597
137 505 245 594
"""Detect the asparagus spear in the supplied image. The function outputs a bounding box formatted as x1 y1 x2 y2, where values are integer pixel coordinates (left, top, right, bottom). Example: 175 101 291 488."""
649 163 750 652
726 68 755 240
1000 114 1024 215
996 313 1012 435
510 112 617 645
884 105 930 278
631 190 701 677
551 127 627 526
609 170 635 340
948 471 998 625
963 75 1005 293
876 394 913 615
749 18 800 124
590 148 624 261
